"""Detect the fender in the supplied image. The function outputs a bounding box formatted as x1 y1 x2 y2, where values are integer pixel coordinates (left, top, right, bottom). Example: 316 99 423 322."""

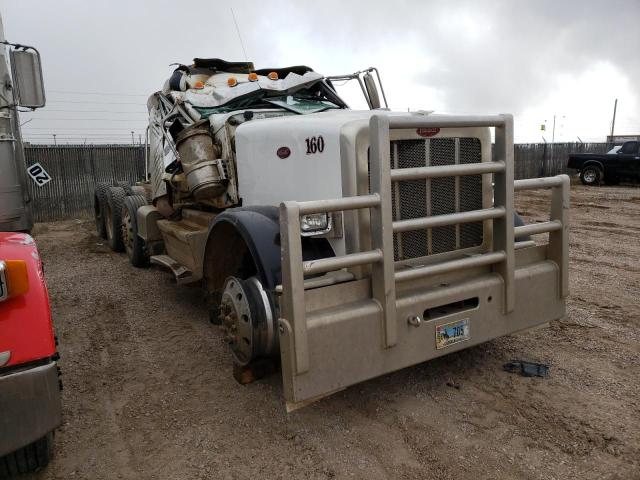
0 232 56 369
202 206 334 307
581 160 604 171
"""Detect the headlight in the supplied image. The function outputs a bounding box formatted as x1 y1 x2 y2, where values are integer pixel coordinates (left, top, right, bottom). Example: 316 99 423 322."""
300 213 331 236
0 260 29 302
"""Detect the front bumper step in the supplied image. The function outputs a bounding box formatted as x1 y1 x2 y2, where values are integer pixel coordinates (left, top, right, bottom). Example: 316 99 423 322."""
0 362 62 457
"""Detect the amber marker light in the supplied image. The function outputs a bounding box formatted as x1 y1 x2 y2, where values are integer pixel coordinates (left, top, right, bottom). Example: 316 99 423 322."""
227 77 238 87
0 260 29 302
248 72 258 82
267 71 278 80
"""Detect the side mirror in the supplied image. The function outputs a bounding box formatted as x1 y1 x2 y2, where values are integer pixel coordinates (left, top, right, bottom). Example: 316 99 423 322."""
363 72 381 109
9 48 45 109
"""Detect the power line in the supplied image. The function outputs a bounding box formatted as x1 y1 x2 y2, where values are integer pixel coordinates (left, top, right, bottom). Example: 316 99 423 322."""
47 90 149 97
22 109 146 114
25 131 144 134
24 133 144 136
22 127 146 130
23 117 146 122
23 134 144 138
47 100 146 106
25 141 141 145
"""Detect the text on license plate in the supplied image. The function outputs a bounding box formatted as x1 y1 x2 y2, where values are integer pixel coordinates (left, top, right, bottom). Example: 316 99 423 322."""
435 318 470 349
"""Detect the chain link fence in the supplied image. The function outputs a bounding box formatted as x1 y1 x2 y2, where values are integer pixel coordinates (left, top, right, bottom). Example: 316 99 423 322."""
25 145 145 222
24 142 608 222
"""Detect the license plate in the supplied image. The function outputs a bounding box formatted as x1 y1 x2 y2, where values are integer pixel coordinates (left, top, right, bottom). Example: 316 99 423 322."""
435 318 470 349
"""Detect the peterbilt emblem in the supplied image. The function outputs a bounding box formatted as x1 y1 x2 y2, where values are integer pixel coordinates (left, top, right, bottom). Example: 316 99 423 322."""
277 147 291 159
416 127 440 137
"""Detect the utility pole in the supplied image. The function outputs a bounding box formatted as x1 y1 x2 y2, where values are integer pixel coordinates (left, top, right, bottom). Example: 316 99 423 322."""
52 133 56 145
610 98 617 141
138 133 142 144
551 115 556 144
131 130 134 144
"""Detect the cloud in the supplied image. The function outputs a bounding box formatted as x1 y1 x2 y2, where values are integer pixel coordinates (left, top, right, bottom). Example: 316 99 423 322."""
3 0 638 143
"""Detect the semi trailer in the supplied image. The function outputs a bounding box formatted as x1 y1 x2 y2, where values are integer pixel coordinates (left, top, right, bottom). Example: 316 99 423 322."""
95 59 569 410
0 13 61 477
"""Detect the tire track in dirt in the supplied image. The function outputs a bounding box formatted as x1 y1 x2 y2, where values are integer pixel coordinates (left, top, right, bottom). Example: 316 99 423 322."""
26 181 640 479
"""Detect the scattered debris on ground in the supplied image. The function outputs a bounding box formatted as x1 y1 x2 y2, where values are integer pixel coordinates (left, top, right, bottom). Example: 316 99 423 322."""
503 360 550 378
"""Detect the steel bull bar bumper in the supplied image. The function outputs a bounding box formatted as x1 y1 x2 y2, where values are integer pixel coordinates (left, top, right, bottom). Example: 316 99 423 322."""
278 114 569 410
0 362 62 457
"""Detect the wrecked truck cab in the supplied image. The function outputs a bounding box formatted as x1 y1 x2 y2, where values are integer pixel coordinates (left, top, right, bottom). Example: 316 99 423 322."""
96 58 569 410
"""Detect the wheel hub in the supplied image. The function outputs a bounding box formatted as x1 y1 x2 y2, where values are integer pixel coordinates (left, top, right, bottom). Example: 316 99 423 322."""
584 170 596 183
219 277 277 366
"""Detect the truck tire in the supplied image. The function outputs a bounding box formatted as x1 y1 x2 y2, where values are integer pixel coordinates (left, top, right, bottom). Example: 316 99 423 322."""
0 433 53 478
115 181 134 196
94 183 111 239
105 186 127 252
121 195 149 267
130 185 146 197
580 166 601 186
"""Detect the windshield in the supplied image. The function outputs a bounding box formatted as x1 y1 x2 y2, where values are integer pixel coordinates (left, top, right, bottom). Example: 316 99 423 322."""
193 81 346 116
266 94 339 114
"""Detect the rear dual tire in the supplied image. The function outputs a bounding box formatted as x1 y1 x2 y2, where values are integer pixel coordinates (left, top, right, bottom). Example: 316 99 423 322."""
94 182 149 255
115 182 147 198
105 186 127 252
94 183 111 239
121 195 150 267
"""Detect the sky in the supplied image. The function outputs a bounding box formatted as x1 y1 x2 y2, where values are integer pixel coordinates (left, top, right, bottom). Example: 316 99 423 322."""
2 0 638 144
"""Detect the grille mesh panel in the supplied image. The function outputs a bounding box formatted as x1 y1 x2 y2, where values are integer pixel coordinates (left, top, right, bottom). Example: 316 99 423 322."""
458 138 484 248
429 139 457 254
391 140 428 259
388 137 484 261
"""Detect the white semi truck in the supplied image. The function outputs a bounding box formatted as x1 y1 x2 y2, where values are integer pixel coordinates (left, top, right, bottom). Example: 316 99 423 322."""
95 59 569 410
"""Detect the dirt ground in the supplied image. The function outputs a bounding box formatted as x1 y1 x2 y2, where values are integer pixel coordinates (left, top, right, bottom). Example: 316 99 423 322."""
26 182 640 480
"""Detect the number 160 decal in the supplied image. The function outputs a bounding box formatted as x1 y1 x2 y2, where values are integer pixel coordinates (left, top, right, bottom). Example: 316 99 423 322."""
305 136 325 155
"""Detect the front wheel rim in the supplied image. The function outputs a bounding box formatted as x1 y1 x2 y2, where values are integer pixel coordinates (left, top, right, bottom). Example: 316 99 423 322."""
584 170 597 183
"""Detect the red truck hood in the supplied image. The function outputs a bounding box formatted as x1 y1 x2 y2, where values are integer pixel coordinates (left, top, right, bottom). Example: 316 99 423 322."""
0 232 56 368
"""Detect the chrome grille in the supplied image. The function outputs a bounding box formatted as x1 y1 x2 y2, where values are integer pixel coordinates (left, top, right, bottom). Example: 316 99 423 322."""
390 137 484 261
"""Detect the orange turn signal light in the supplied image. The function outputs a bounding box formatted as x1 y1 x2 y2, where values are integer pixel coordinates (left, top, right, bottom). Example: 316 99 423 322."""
0 260 29 301
227 77 238 87
193 80 205 89
248 72 258 82
267 71 278 80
